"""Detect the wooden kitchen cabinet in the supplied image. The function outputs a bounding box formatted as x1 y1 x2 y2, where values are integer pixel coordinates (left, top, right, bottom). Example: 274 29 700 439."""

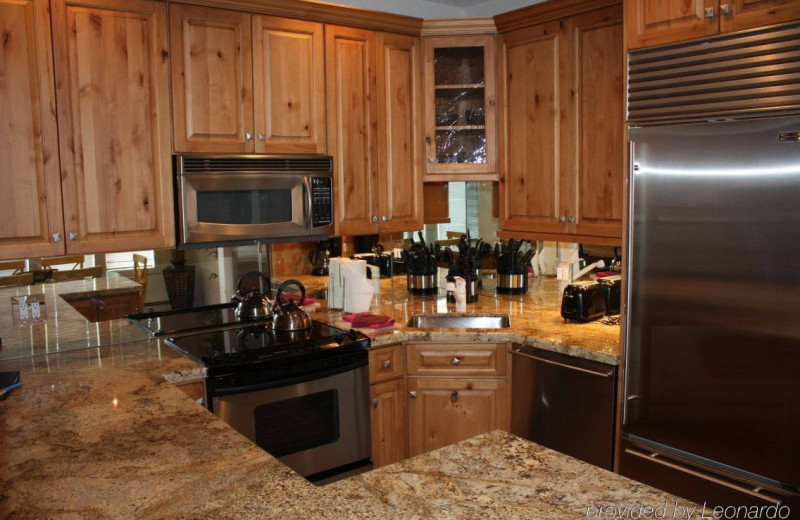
368 344 407 468
369 377 407 468
170 5 326 154
0 0 64 259
626 0 800 49
497 4 624 245
326 26 423 236
407 377 508 457
423 35 497 180
51 0 174 254
406 342 506 377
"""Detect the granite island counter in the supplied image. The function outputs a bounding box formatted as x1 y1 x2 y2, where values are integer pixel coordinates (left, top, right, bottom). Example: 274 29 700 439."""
0 339 693 520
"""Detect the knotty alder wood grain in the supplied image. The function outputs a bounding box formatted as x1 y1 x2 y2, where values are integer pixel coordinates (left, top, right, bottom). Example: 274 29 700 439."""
407 377 508 457
369 377 407 468
0 0 64 259
51 0 174 253
498 20 569 236
326 25 379 236
625 0 717 49
626 0 800 49
572 6 624 239
253 16 326 153
170 4 253 152
376 32 423 233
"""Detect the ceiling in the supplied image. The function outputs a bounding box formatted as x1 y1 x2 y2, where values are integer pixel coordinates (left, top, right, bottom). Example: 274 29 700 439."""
320 0 547 18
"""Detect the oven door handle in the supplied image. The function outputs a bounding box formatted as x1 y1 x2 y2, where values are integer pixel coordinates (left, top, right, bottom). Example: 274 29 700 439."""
211 355 368 397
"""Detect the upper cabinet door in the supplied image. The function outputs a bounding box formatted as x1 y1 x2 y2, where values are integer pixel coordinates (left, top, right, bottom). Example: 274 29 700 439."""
720 0 800 34
0 0 64 258
170 4 253 153
52 0 174 253
570 6 624 239
376 32 423 233
625 0 718 49
253 16 326 154
423 35 497 180
498 21 569 236
325 25 379 236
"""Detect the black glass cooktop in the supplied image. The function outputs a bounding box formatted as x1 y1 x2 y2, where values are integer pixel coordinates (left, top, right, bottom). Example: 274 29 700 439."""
126 303 269 336
165 321 367 368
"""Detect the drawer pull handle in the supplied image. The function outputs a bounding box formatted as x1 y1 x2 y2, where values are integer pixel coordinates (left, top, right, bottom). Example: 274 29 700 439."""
372 398 379 409
451 390 458 403
452 357 460 366
382 360 392 369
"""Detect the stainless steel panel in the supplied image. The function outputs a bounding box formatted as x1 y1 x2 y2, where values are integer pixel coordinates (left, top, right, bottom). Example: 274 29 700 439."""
214 364 371 478
625 117 800 489
627 23 800 122
510 344 616 470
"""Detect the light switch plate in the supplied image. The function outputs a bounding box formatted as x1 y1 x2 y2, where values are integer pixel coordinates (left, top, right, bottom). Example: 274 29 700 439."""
11 295 47 326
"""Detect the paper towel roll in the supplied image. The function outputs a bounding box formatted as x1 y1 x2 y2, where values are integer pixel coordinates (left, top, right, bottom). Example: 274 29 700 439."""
342 261 373 313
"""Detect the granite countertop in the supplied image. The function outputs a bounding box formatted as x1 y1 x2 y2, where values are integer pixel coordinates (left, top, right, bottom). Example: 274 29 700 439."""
0 342 692 519
283 273 622 365
0 275 149 361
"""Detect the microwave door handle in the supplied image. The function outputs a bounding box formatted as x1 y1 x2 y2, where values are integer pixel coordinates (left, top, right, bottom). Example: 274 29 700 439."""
303 177 313 229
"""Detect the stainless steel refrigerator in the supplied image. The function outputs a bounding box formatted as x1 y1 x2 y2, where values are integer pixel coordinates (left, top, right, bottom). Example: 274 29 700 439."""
620 116 800 509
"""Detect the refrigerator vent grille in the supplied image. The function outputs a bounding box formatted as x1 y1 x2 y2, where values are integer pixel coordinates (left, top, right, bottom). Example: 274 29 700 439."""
628 23 800 122
179 156 332 173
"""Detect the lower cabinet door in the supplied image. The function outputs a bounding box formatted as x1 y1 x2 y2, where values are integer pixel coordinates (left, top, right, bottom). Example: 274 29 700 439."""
369 377 406 468
407 377 508 457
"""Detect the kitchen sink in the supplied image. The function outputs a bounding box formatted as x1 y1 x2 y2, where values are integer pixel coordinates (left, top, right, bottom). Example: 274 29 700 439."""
407 313 511 329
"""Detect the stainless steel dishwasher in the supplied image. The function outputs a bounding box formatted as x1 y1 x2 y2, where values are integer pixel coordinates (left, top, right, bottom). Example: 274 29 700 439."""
510 344 616 470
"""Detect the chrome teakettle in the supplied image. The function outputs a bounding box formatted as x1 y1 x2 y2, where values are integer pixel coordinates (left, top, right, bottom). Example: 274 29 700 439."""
272 279 312 332
231 272 272 320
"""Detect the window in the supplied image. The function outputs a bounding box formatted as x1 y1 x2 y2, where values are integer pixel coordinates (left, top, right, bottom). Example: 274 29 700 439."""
104 250 155 271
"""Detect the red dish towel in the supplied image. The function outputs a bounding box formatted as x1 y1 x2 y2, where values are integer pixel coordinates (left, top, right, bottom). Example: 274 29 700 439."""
277 292 316 306
342 312 395 329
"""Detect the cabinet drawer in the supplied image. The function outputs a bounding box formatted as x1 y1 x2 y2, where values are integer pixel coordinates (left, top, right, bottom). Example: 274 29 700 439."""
406 343 506 376
368 344 404 383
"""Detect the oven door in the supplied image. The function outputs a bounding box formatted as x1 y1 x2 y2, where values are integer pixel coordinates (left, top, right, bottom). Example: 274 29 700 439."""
212 361 371 480
178 172 310 245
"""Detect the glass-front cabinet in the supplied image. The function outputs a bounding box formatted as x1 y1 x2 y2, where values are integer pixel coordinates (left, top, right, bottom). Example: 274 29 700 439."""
423 35 497 180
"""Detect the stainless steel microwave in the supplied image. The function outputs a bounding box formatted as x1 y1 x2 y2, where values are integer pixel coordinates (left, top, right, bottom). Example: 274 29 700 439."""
174 154 334 248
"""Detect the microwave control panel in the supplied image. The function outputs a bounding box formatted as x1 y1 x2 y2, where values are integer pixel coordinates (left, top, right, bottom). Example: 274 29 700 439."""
311 176 333 227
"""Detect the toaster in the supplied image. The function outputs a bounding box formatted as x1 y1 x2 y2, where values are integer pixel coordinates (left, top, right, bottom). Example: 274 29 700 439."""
599 275 622 315
561 281 606 322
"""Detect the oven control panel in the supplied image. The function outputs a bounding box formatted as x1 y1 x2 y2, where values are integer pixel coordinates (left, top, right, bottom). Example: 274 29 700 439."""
310 176 333 227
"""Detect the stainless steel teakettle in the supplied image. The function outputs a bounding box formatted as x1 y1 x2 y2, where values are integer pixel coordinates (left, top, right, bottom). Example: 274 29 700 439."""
272 279 312 332
231 272 272 320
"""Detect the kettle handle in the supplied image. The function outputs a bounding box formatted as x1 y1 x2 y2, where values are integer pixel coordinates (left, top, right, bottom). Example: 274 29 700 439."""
236 271 271 295
275 279 306 308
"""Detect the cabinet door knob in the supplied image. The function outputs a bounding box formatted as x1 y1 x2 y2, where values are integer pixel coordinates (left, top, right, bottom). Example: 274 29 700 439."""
559 215 566 223
428 158 435 163
245 132 253 140
372 216 378 223
69 232 78 241
51 233 62 243
450 390 459 403
704 7 715 18
409 391 417 398
372 398 379 409
568 216 575 224
381 215 388 222
257 133 266 141
382 360 392 369
719 3 730 15
452 357 461 366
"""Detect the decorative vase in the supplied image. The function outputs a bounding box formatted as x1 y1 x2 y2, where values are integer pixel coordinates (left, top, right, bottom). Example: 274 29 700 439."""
162 250 195 309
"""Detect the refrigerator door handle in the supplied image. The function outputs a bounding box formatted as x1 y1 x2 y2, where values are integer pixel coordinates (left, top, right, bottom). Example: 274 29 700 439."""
624 448 784 506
